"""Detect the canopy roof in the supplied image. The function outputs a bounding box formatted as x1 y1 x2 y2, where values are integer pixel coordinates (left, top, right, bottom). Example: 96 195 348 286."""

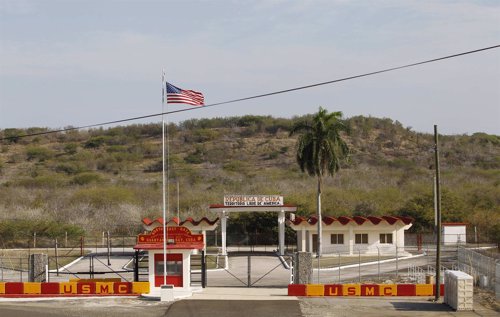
288 215 413 227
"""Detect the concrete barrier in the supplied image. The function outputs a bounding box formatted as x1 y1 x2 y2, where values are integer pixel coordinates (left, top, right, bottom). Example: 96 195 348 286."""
444 270 473 311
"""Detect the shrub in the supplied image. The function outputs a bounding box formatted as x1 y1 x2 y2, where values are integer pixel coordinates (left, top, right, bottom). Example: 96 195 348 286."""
14 175 67 188
84 136 107 148
63 143 78 155
2 128 25 143
55 163 87 175
71 186 138 207
26 146 54 161
71 172 104 185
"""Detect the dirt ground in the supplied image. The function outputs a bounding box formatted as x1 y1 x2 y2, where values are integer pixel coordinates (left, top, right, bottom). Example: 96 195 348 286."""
474 288 500 312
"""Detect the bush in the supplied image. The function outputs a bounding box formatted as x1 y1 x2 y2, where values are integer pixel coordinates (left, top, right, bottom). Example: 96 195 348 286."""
84 136 107 148
71 172 104 185
63 143 78 155
0 219 84 243
26 146 54 161
15 175 67 188
55 163 87 175
71 186 138 207
2 128 25 143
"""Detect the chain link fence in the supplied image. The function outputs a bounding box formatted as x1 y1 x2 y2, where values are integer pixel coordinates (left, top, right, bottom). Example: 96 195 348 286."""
457 246 499 296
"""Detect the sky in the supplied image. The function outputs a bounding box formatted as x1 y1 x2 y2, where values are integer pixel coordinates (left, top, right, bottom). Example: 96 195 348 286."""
0 0 499 135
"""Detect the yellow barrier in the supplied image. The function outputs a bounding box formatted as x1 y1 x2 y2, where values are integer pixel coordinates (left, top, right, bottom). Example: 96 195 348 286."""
0 282 5 294
59 282 78 294
415 284 433 296
306 284 324 296
132 282 150 294
23 282 41 294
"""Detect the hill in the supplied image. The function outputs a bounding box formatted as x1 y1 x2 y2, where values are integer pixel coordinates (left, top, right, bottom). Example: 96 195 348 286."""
0 115 499 243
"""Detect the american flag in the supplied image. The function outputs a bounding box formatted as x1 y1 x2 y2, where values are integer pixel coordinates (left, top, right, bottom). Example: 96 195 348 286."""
166 82 204 106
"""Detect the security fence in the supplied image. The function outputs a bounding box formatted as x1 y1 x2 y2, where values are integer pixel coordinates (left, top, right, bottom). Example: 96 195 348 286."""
457 246 498 295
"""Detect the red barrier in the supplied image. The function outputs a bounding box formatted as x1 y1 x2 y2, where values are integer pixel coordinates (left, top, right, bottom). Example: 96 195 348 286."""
41 283 60 294
432 284 445 296
397 284 416 296
5 282 23 294
287 284 306 296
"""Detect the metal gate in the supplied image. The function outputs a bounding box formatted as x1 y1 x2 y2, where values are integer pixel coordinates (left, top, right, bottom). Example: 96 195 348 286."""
204 252 293 287
46 251 147 282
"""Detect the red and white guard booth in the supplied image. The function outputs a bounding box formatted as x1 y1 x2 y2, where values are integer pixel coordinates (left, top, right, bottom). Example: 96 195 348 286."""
133 217 218 297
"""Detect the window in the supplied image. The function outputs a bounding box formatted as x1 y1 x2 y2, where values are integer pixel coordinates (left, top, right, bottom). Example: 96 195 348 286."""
155 261 182 276
355 233 368 244
380 233 393 244
330 234 344 244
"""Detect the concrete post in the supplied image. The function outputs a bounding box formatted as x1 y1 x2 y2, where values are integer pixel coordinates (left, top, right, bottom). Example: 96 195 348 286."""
496 263 500 300
294 252 312 284
29 254 48 282
278 210 285 255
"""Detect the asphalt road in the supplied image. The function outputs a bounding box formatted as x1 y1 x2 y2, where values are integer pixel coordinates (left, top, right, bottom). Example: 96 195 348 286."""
166 300 302 317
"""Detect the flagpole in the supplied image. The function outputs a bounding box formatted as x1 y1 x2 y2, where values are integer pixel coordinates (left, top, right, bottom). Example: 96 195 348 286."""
161 70 167 286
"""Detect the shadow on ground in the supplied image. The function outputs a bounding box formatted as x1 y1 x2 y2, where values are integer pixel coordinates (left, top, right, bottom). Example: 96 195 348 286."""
391 301 452 312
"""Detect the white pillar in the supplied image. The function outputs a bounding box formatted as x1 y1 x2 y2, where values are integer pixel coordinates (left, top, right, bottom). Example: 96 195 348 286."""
202 230 207 252
348 225 354 255
301 227 307 251
278 210 285 255
220 211 227 255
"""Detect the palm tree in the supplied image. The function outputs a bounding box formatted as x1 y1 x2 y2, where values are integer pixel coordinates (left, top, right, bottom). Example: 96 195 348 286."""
290 107 350 257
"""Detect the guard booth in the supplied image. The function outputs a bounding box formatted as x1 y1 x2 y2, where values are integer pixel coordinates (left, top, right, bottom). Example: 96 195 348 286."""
134 224 204 296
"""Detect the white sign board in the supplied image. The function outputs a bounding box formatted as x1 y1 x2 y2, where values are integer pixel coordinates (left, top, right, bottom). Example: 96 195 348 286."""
224 195 284 207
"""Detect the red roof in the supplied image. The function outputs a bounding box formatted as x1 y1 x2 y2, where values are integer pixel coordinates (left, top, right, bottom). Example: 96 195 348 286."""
142 217 219 227
442 222 468 226
289 215 413 226
133 243 204 250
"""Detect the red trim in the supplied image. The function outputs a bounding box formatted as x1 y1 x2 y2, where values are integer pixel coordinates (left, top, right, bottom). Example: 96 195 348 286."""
289 215 414 226
142 217 219 227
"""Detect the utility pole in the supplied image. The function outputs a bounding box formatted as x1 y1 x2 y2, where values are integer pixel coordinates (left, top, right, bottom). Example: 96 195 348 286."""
434 125 442 301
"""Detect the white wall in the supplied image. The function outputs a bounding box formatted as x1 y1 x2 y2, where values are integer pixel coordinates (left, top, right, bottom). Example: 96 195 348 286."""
297 222 410 255
443 226 467 245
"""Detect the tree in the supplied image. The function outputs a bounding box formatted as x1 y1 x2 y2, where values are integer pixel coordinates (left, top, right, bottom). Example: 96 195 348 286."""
290 107 350 257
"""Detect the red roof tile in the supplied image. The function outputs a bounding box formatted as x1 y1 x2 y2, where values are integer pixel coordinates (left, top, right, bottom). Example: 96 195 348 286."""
289 215 413 226
142 217 219 227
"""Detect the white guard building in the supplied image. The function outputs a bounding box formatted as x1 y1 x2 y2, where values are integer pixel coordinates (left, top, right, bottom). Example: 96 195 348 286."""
287 215 413 255
442 222 467 245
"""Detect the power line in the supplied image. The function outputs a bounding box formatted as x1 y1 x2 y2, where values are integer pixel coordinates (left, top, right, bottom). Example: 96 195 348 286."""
1 44 499 142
